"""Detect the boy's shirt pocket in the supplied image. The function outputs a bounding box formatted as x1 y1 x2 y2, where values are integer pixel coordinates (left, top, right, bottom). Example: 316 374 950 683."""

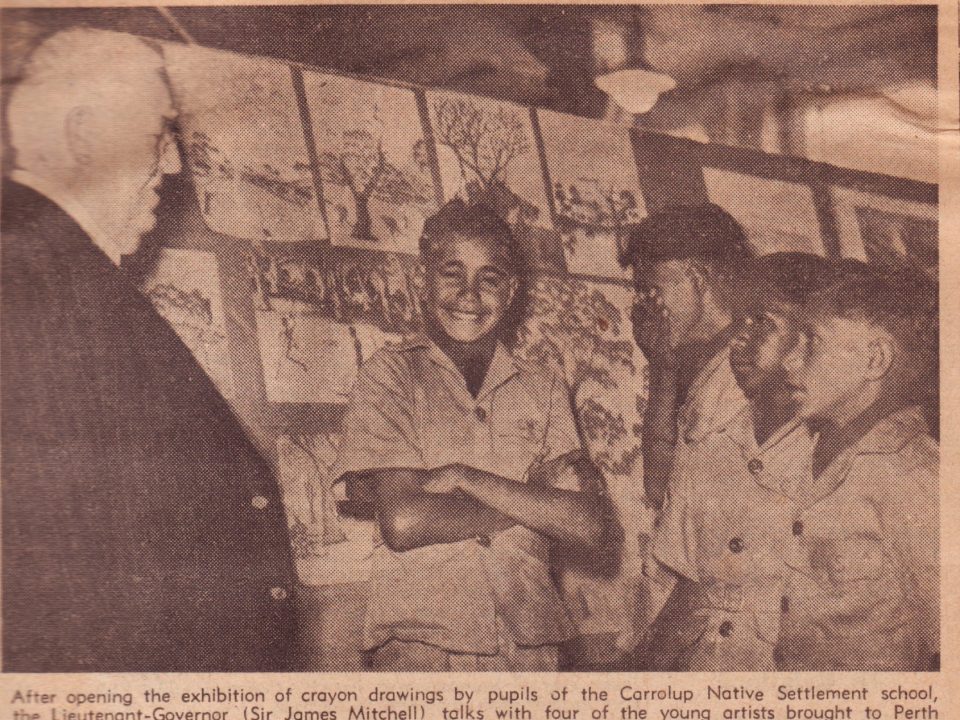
804 532 896 588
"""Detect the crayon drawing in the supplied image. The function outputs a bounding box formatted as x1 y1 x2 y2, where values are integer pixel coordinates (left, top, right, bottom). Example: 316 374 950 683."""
141 248 235 400
538 110 645 279
165 43 324 243
303 72 437 255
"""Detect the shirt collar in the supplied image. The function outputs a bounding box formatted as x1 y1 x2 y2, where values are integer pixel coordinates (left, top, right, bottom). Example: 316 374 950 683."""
395 333 521 400
677 324 739 402
725 406 809 455
800 404 929 507
841 404 929 456
10 169 118 265
719 406 814 496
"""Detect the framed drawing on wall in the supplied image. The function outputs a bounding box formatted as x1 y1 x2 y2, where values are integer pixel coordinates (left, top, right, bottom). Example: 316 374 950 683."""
164 44 326 244
301 72 439 256
140 248 236 401
426 90 562 270
830 186 937 276
702 167 825 257
538 111 646 280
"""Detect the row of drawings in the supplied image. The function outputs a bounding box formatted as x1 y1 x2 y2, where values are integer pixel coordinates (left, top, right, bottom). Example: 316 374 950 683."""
164 43 938 281
142 244 650 461
141 245 423 406
164 42 645 280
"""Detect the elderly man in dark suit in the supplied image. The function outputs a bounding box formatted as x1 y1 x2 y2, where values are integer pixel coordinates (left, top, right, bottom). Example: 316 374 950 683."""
2 28 297 671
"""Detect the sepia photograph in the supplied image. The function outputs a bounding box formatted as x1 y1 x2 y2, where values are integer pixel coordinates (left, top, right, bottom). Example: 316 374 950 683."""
0 4 943 675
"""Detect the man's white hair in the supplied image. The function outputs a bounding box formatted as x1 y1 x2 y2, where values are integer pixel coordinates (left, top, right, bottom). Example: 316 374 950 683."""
7 27 165 174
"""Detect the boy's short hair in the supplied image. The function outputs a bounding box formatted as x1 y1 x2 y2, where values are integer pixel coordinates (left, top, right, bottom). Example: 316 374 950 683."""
419 199 520 270
745 253 869 309
806 262 938 399
620 203 752 275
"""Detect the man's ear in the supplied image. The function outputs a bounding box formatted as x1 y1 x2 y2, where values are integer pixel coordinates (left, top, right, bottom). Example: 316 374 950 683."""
685 260 709 296
865 335 896 381
506 276 519 306
65 106 96 165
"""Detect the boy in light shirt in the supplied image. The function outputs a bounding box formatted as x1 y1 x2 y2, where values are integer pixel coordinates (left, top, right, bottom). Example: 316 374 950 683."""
333 200 605 671
774 263 938 670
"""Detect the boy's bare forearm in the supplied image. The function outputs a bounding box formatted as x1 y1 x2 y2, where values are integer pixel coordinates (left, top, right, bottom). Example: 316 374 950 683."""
453 465 604 548
380 494 514 551
643 364 680 509
370 467 515 552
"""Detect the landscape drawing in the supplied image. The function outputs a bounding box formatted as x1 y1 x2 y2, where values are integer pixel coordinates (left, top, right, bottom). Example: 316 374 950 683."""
831 186 937 276
538 110 646 279
164 43 324 243
302 72 438 255
247 249 424 334
427 89 552 229
140 248 235 400
255 308 401 405
276 432 374 585
703 167 825 256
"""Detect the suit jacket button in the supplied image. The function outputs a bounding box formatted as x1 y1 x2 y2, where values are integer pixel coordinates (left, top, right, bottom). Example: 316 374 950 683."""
252 495 269 510
793 520 804 536
747 458 764 475
728 537 744 553
719 620 734 637
270 586 289 601
474 406 487 422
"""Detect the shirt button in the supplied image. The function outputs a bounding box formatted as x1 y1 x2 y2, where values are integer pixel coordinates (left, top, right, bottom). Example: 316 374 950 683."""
747 458 764 475
792 520 804 536
251 495 269 510
474 406 487 422
269 587 289 601
718 621 734 637
728 537 744 553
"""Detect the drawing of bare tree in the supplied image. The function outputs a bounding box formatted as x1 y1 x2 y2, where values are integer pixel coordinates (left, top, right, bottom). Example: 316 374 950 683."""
318 129 434 242
312 95 434 244
431 97 540 223
334 129 387 240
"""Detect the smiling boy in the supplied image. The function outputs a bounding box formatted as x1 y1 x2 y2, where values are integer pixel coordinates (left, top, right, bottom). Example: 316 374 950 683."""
644 253 840 671
333 200 604 671
774 264 938 670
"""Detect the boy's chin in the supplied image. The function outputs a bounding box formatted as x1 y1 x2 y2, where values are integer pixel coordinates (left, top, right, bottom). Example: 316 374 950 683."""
435 324 498 346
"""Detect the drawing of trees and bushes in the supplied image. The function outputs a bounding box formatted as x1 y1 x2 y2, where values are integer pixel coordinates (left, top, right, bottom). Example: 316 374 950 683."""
514 276 646 477
277 433 347 560
553 180 644 262
315 125 434 244
303 75 437 254
247 249 424 335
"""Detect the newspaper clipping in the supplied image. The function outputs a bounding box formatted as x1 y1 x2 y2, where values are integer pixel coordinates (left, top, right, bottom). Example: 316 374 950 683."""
0 2 957 718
